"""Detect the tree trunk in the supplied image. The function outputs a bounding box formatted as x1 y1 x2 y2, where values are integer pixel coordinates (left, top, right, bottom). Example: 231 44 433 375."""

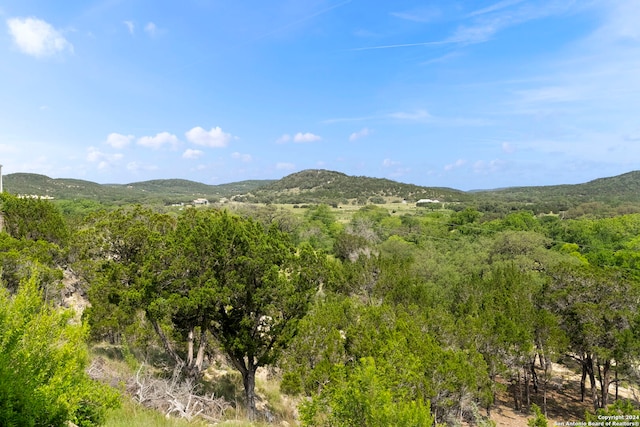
518 370 524 411
580 357 587 402
187 328 195 366
524 366 531 408
195 329 206 371
149 317 184 367
615 368 619 401
599 359 611 408
586 354 599 411
243 365 258 420
512 373 521 411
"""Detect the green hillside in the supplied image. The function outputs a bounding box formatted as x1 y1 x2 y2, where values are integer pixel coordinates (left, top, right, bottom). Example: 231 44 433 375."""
3 173 274 205
5 169 640 213
243 169 470 204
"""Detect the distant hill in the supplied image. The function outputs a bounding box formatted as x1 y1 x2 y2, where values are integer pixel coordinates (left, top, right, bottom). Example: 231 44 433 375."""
3 173 274 204
4 169 640 212
244 169 470 204
474 170 640 210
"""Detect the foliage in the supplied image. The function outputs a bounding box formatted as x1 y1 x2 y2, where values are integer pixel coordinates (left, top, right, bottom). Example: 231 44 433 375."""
300 357 435 427
78 207 327 419
0 274 119 426
0 192 69 245
0 232 64 295
527 404 548 427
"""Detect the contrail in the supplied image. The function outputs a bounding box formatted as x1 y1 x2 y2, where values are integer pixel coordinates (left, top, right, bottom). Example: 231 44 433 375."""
348 40 448 51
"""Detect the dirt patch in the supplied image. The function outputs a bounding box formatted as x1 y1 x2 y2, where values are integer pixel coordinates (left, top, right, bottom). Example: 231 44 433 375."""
490 362 640 426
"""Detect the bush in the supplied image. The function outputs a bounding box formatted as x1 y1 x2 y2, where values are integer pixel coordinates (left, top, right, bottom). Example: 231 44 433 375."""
0 274 119 426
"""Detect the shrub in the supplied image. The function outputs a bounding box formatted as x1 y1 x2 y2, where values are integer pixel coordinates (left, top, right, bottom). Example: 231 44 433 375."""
0 274 119 426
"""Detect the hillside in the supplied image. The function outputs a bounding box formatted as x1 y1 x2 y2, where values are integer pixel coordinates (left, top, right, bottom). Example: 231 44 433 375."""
5 169 640 211
474 170 640 213
3 173 274 204
243 169 471 204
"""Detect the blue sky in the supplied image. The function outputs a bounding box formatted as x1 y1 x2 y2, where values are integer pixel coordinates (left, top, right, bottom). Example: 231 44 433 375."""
1 1 639 190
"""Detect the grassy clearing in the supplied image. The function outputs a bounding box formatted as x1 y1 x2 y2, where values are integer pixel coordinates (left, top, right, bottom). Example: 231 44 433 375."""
104 399 208 427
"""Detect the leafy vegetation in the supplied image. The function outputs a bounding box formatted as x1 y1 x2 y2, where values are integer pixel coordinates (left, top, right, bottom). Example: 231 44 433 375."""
0 274 119 426
4 170 640 425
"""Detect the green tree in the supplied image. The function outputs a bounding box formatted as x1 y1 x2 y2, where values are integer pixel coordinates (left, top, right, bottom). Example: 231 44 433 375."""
186 210 324 419
546 264 640 409
0 274 119 426
300 357 435 427
527 404 548 427
0 193 69 246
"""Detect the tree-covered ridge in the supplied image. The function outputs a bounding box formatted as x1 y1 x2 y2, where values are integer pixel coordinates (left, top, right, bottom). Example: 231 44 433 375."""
7 169 640 213
250 169 470 204
3 173 274 204
475 170 640 209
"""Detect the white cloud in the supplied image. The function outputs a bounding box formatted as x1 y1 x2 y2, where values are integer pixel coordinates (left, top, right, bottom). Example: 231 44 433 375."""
276 134 291 144
473 159 505 174
127 161 158 172
185 126 232 148
383 158 401 167
391 6 441 23
502 142 516 153
137 132 179 149
6 17 73 58
231 152 252 162
123 21 135 34
349 127 371 141
144 22 157 36
86 146 123 169
444 159 467 171
276 162 295 170
293 132 321 143
389 110 432 121
105 133 134 149
182 148 204 159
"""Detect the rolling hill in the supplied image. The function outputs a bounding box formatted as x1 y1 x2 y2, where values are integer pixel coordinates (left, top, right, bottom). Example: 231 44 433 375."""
4 169 640 212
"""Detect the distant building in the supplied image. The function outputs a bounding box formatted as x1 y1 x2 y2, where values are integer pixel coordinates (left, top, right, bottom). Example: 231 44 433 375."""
193 198 209 205
416 198 440 205
17 194 55 200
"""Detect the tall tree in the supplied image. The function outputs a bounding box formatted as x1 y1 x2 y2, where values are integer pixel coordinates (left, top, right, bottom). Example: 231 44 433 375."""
184 209 324 419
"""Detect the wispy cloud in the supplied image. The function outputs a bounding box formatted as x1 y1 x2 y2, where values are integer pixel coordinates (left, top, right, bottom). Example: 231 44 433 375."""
127 161 158 172
276 162 295 170
276 134 291 144
182 148 204 159
123 21 135 35
349 127 370 141
278 132 322 143
444 159 466 171
389 109 432 121
473 159 506 174
383 158 401 167
7 17 73 58
144 22 158 37
502 142 516 153
352 1 575 51
391 6 441 23
231 152 252 162
466 0 525 18
87 147 123 170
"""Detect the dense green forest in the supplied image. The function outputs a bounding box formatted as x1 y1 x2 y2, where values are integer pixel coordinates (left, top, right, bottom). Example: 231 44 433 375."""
3 172 640 426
